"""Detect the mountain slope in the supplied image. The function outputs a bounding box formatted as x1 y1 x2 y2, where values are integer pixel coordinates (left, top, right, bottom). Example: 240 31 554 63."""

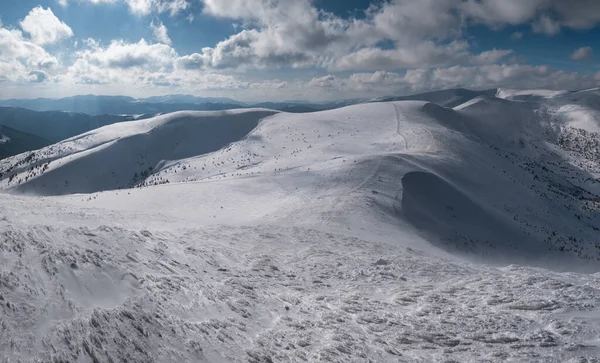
374 88 498 108
2 91 600 362
0 125 51 159
2 97 599 268
0 109 277 194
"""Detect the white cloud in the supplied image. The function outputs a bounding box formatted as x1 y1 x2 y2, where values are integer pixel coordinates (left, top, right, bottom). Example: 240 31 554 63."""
122 0 189 15
511 32 523 40
532 15 561 35
65 0 188 15
19 7 74 46
62 38 256 92
150 21 171 45
430 64 596 91
570 46 593 61
0 26 59 83
329 42 512 71
3 0 600 100
156 0 189 16
75 38 176 70
195 0 522 71
197 0 355 69
303 65 598 100
308 75 336 89
195 0 600 73
125 0 154 15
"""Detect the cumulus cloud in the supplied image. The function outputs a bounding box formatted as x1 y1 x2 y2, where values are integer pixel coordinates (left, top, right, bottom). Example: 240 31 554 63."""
195 0 519 71
125 0 154 15
304 65 599 100
570 46 593 61
19 7 73 45
3 0 600 99
75 38 176 70
194 0 600 72
156 0 189 16
197 0 351 70
0 25 59 83
62 0 188 15
308 75 337 89
61 37 259 92
429 64 597 90
329 42 512 71
150 21 171 45
532 15 561 35
122 0 189 16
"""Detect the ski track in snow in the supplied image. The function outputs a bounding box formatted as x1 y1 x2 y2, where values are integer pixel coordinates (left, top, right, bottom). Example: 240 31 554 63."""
1 90 600 362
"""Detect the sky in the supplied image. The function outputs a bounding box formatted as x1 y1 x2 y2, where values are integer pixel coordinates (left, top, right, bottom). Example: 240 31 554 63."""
0 0 599 102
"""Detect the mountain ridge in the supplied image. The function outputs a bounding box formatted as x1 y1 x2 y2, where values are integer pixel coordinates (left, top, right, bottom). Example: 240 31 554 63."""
2 88 600 362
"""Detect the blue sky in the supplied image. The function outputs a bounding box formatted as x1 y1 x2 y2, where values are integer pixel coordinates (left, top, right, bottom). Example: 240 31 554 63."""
0 0 599 101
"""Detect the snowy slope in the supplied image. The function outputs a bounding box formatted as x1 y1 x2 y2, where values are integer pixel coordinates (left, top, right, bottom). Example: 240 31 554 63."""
0 109 277 194
1 92 600 362
496 88 571 101
375 87 496 108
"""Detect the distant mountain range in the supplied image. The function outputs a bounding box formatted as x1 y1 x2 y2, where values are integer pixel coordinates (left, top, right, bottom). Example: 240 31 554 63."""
0 107 138 144
0 95 246 116
0 89 514 117
0 94 364 116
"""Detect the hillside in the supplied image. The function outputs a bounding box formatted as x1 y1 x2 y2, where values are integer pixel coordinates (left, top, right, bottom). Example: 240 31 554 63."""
0 125 51 160
1 90 600 361
2 95 600 266
373 88 498 108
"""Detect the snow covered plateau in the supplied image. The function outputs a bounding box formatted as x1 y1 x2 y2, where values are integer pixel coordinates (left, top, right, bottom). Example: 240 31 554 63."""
1 88 600 362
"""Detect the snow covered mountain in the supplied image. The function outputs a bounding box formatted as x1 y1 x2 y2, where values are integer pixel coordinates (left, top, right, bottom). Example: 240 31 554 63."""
373 87 497 108
0 125 51 159
1 89 600 362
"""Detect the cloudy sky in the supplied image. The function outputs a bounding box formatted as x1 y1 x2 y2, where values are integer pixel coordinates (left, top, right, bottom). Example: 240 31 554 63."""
1 0 599 101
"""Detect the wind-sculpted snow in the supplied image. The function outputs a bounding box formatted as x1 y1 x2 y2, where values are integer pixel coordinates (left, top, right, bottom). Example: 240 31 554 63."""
2 89 600 361
1 210 599 362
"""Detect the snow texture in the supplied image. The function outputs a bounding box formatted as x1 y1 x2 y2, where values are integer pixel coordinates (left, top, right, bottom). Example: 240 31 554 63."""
1 89 600 362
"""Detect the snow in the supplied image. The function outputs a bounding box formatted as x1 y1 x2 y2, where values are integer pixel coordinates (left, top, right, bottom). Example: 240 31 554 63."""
0 134 9 144
1 92 600 362
496 88 571 100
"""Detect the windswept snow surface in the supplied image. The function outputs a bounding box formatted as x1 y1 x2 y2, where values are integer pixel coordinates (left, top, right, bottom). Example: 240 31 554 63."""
496 88 571 101
1 94 600 362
